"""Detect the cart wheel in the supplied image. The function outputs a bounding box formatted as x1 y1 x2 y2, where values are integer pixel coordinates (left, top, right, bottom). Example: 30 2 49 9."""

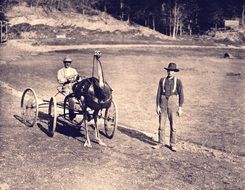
104 100 118 139
48 96 57 137
21 88 39 127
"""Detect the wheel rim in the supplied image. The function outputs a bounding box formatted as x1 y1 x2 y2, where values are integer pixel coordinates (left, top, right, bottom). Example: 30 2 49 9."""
21 88 38 127
104 100 118 139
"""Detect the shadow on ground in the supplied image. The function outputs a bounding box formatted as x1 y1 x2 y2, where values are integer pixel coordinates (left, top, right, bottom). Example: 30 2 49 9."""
14 113 158 146
117 125 157 145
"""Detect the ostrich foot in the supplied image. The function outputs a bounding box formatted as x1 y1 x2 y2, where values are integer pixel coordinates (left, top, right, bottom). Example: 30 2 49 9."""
84 140 92 148
96 139 107 146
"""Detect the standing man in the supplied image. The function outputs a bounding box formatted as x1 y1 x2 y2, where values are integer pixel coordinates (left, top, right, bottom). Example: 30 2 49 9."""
57 56 79 120
155 62 184 151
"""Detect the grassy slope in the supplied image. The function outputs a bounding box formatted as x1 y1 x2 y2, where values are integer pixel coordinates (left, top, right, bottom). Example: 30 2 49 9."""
6 3 173 45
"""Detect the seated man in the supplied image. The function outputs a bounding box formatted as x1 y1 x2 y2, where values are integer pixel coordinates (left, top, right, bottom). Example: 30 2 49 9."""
57 56 79 120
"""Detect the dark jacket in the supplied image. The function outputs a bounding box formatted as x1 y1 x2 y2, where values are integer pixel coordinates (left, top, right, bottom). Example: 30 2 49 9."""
156 76 184 107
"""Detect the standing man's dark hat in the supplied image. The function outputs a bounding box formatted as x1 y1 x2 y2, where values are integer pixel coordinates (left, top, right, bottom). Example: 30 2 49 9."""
164 62 179 72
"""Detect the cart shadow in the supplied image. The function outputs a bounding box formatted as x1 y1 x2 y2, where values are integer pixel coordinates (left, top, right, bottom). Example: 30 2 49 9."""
37 111 84 140
14 115 33 128
14 112 109 144
117 125 157 145
37 111 104 144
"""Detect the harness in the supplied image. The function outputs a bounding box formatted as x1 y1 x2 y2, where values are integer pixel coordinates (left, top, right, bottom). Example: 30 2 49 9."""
162 76 177 95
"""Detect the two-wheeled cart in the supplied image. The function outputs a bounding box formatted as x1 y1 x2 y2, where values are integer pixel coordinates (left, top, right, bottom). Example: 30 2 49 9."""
20 65 118 140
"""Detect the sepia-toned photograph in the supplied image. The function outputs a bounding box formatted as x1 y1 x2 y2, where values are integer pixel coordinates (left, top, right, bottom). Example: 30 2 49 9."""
0 0 244 189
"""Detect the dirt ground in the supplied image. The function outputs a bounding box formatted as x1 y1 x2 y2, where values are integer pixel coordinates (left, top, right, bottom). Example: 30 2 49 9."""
0 42 244 190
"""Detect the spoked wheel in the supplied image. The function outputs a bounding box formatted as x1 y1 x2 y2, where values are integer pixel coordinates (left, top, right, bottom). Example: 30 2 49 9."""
48 97 57 137
103 100 118 139
21 88 39 127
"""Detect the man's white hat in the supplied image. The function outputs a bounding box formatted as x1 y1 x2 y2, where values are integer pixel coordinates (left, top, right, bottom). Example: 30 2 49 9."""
63 56 72 63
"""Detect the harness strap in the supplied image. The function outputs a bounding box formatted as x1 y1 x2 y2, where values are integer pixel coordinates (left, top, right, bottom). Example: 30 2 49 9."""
162 77 177 94
173 77 177 93
162 78 166 93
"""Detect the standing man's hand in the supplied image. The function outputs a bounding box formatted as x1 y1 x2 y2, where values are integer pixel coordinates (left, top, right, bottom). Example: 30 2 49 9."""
156 105 161 115
177 107 183 117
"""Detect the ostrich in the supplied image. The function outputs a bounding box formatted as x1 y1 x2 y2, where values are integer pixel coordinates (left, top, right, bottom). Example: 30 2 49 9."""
73 51 112 147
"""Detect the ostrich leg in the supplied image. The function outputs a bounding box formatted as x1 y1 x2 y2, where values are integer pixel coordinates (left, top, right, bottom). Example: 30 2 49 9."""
94 110 107 146
84 111 92 148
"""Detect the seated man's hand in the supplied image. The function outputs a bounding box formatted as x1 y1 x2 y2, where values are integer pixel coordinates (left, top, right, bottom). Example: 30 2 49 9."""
67 75 78 83
76 75 81 81
63 80 70 85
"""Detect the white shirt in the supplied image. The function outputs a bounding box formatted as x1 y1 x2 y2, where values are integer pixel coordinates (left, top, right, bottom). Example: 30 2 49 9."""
57 67 78 84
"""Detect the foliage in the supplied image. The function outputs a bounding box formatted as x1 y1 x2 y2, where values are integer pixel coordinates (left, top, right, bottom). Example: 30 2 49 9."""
0 0 244 36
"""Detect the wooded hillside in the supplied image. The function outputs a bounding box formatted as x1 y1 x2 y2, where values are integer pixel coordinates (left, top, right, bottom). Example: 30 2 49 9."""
1 0 244 37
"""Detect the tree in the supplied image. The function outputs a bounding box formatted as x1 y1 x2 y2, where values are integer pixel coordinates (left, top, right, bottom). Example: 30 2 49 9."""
242 2 244 26
2 0 243 35
171 0 188 38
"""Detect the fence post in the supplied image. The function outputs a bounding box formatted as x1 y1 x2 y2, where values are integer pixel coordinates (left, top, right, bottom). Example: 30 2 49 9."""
5 21 7 41
0 21 8 43
0 21 2 43
4 21 7 42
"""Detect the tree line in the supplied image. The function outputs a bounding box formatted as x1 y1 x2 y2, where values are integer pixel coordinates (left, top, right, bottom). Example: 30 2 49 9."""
1 0 245 37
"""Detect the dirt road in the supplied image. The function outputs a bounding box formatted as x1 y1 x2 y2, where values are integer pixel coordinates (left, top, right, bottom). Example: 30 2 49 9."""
0 43 244 189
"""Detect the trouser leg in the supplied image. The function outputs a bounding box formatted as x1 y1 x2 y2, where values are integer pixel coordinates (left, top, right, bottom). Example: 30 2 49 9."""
68 97 75 111
68 97 75 120
158 111 167 145
168 108 176 146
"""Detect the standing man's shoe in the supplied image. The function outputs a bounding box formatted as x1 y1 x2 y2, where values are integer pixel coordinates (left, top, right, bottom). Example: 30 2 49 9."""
170 145 177 152
152 144 164 149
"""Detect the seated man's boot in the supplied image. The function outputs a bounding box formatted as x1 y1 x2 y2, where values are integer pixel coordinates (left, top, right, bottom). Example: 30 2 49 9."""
69 109 76 121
